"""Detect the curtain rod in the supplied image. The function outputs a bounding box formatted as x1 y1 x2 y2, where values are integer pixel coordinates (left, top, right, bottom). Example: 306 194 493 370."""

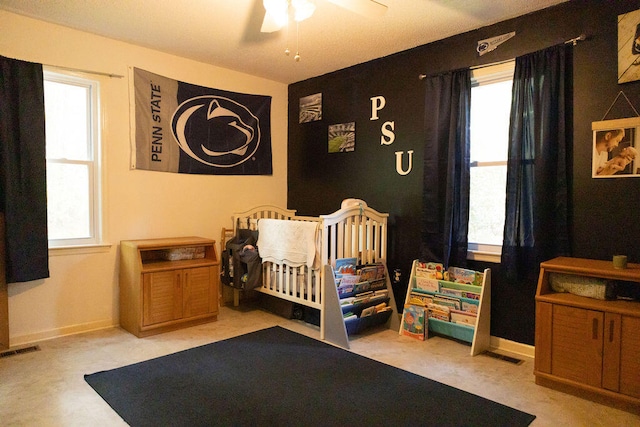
1 53 125 78
418 33 587 80
564 33 587 46
44 64 124 79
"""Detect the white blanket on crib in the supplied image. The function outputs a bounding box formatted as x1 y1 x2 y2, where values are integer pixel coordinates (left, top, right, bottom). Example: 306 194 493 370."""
257 219 319 268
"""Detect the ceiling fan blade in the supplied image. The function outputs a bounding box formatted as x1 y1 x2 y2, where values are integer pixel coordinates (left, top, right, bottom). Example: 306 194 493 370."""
326 0 388 18
242 0 281 43
261 11 284 33
261 0 289 33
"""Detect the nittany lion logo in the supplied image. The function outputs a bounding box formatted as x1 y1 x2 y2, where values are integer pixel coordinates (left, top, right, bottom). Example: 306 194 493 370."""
171 96 260 168
477 41 489 54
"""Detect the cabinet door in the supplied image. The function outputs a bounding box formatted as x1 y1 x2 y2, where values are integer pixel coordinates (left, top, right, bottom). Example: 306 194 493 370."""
535 302 553 374
619 315 640 399
602 313 640 399
182 266 217 318
142 270 183 326
551 305 603 388
602 312 621 392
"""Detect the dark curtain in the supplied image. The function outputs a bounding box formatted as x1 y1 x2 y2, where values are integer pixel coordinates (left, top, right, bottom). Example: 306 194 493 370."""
0 55 49 283
501 44 571 282
421 69 471 268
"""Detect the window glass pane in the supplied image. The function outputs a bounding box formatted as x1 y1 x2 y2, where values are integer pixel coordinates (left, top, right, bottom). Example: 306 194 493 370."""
468 165 507 246
468 62 513 253
470 80 512 162
44 70 101 248
44 80 90 161
46 163 91 240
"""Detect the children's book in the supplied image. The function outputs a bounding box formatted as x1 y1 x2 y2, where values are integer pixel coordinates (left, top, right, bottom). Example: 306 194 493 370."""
358 265 380 282
338 274 361 286
335 257 358 276
374 302 388 312
461 301 478 314
408 291 433 307
340 297 355 306
401 304 426 340
367 278 386 292
352 292 373 305
440 287 463 298
433 295 461 310
427 303 450 321
416 262 445 279
461 290 480 300
451 309 477 326
371 289 388 300
448 266 484 286
360 306 376 317
337 283 355 297
415 277 439 293
343 313 357 321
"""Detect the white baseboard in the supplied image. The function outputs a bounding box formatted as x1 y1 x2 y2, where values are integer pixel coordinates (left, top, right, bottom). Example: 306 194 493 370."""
9 319 117 348
490 336 535 359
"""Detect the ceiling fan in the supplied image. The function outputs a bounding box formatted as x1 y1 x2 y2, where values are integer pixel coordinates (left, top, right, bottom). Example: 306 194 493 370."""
260 0 388 33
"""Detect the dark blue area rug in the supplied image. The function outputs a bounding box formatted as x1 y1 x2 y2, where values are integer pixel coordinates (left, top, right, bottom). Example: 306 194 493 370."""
85 326 535 426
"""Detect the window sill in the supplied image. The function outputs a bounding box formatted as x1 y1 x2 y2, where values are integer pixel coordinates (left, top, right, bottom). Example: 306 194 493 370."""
467 249 501 264
49 243 112 256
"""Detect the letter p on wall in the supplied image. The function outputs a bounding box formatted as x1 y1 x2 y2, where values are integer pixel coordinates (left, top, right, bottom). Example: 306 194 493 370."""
370 96 386 120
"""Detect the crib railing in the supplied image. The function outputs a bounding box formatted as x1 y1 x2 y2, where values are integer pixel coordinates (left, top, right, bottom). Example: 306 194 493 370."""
232 205 323 310
320 202 389 267
261 263 322 310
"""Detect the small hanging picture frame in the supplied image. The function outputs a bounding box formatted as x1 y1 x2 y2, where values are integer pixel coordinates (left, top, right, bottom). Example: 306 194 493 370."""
592 117 640 178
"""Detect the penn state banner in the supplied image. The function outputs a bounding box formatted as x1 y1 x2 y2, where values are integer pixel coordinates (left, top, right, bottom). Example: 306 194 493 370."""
132 67 272 175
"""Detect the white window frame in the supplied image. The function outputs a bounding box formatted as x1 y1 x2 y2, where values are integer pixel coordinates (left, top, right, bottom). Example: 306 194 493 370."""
467 61 514 263
44 69 103 249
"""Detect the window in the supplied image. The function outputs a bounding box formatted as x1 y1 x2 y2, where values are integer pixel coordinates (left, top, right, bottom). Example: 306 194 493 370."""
44 70 102 247
467 61 514 262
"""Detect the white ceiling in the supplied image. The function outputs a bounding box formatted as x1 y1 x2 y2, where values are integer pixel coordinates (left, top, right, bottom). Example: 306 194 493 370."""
0 0 567 84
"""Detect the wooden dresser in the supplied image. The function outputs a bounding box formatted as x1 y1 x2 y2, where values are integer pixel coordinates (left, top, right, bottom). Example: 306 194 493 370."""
534 256 640 412
119 237 219 337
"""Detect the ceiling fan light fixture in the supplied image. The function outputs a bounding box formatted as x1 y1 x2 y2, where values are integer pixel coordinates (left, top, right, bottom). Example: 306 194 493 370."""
291 0 316 22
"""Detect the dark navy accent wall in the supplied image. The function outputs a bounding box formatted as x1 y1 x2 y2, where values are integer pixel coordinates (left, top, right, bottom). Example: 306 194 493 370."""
288 0 640 345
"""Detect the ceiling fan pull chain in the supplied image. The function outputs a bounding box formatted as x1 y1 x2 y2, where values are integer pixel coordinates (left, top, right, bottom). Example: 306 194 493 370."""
285 17 290 56
295 21 301 62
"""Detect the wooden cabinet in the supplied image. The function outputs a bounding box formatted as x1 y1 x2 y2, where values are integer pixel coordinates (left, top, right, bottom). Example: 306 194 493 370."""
535 257 640 412
120 237 219 337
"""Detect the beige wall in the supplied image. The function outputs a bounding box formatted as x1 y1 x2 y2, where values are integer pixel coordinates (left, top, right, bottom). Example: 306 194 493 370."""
0 10 288 345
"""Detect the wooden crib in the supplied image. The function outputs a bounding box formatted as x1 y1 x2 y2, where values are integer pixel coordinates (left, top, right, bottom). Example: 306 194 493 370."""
221 200 399 348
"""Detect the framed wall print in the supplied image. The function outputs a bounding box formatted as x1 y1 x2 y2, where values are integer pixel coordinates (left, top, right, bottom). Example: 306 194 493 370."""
592 117 640 178
299 93 322 123
618 8 640 84
328 122 355 153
